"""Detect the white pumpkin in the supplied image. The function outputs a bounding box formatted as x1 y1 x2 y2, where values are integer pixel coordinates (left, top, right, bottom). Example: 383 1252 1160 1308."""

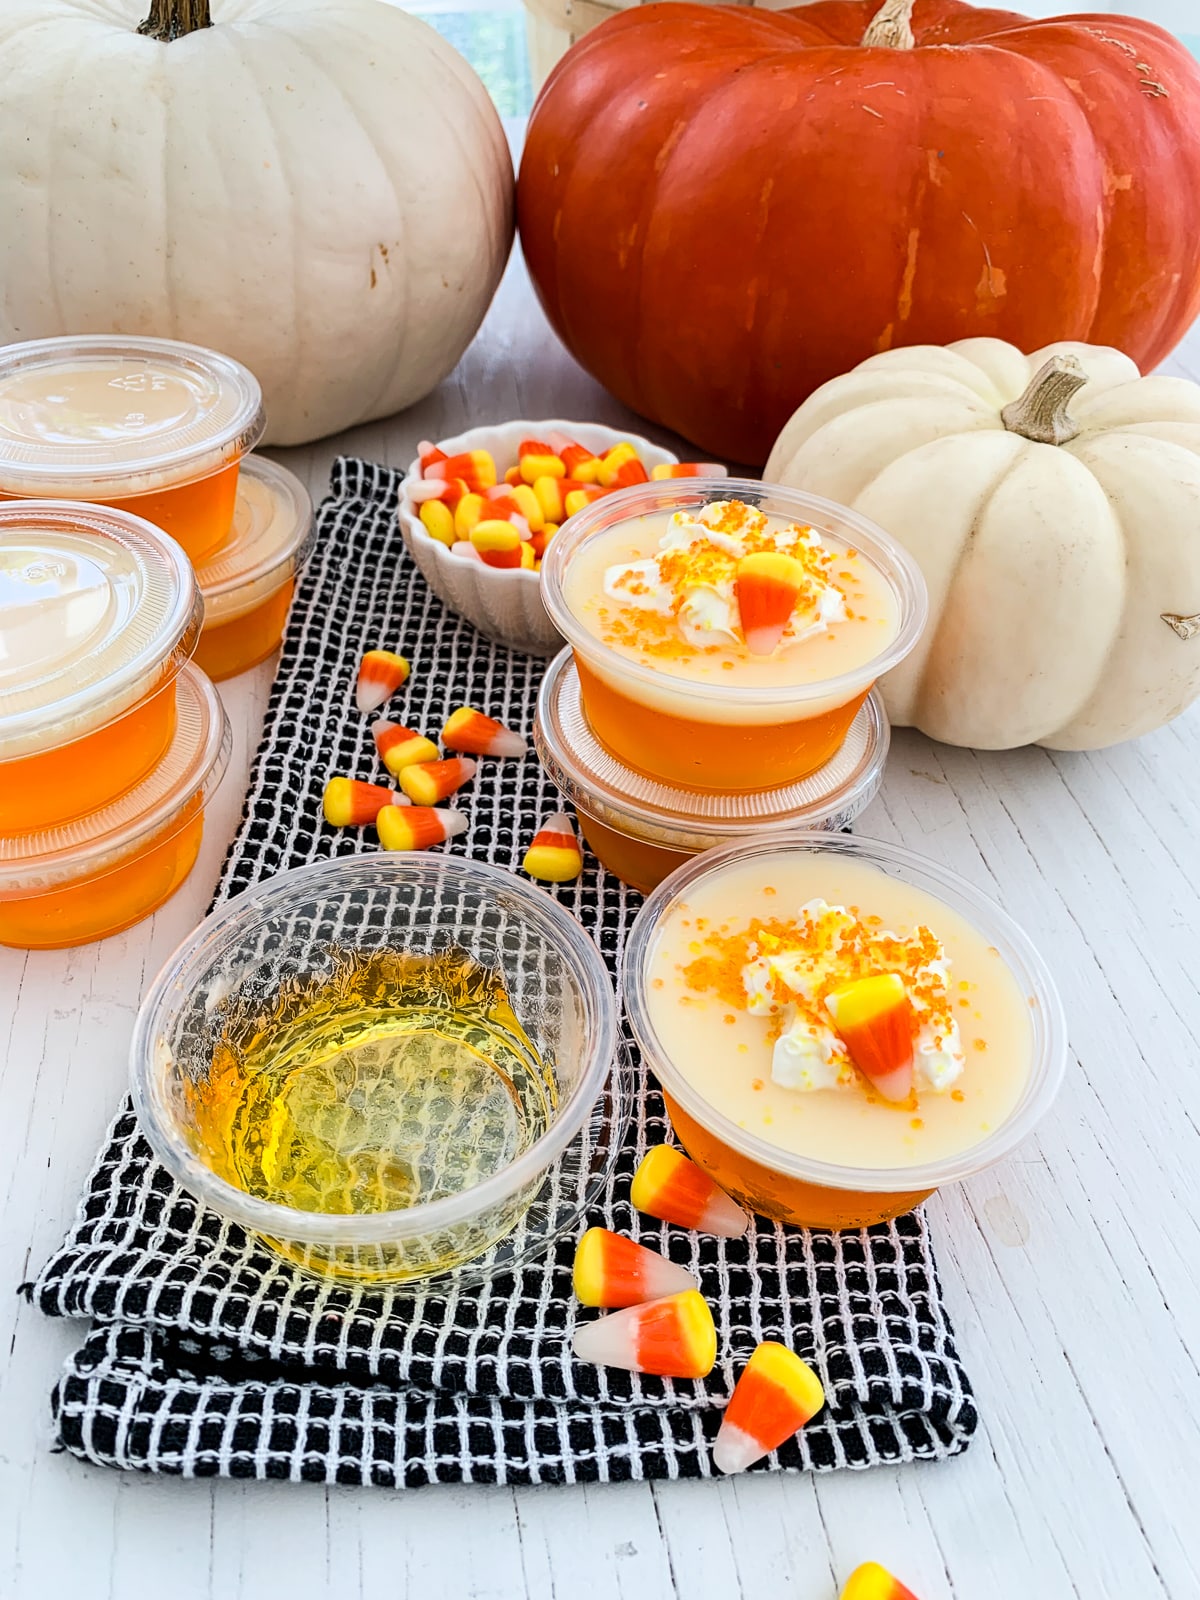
0 0 514 445
766 338 1200 751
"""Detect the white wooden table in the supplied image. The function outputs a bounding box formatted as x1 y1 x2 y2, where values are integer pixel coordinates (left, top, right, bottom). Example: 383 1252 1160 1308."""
4 239 1200 1600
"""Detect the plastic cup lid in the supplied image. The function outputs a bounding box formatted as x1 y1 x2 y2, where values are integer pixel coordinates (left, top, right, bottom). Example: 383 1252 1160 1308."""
534 649 889 851
0 335 265 496
196 454 314 623
0 500 202 761
0 664 231 895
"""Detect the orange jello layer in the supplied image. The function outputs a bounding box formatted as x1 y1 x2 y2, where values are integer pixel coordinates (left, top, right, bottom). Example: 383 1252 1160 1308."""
195 579 294 682
0 680 177 834
575 655 869 789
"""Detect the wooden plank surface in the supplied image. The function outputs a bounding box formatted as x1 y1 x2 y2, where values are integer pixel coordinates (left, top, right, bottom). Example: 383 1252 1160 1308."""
3 236 1200 1600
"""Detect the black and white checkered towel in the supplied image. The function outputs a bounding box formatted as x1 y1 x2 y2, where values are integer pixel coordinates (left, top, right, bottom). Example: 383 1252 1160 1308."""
30 457 977 1487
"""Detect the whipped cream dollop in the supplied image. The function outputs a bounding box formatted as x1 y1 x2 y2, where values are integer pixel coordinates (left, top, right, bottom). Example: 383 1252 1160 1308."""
602 500 847 651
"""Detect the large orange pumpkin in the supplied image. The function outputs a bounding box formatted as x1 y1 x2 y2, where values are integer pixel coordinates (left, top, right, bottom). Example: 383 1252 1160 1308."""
518 0 1200 463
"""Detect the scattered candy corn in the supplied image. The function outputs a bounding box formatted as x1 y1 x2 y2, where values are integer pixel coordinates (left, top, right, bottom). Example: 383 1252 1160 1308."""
373 721 440 776
824 974 915 1103
323 777 408 827
399 756 478 805
712 1342 826 1474
736 551 808 656
651 462 729 480
630 1146 750 1239
573 1228 698 1309
840 1563 922 1600
355 649 410 714
572 1289 717 1378
523 811 583 883
377 805 468 852
441 707 528 759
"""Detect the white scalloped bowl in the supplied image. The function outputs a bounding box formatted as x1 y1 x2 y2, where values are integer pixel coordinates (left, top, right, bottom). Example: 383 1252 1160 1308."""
399 420 679 655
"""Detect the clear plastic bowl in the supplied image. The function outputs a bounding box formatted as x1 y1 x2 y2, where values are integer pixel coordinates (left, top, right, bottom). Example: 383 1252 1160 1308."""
540 478 927 790
534 648 888 891
624 832 1067 1229
130 854 622 1285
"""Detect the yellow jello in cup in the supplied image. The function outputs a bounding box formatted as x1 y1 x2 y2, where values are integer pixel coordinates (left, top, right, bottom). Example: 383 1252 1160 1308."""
0 335 264 562
0 664 230 949
0 501 202 834
541 480 926 791
194 455 314 681
624 833 1066 1229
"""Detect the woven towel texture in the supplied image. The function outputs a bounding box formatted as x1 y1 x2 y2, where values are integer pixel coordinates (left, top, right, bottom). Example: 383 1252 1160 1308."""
31 457 977 1488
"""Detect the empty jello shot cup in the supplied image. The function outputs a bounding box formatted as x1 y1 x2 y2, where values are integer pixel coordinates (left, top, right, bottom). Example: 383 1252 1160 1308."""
534 647 889 893
0 334 265 562
0 500 202 834
0 664 230 949
624 832 1066 1230
193 455 314 681
540 480 926 791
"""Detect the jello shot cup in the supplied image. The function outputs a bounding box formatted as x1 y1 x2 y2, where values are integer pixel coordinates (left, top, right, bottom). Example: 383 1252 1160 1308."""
624 832 1066 1230
0 500 202 834
193 455 314 681
540 479 926 791
0 334 265 562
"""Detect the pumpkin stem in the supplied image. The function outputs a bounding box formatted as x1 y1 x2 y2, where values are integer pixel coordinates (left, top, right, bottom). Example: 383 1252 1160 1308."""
861 0 917 49
137 0 212 41
1000 355 1088 446
1162 612 1200 641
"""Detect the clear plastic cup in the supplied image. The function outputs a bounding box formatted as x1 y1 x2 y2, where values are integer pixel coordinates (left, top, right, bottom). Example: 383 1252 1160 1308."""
534 648 889 892
0 335 265 562
624 832 1067 1229
193 455 314 681
130 854 623 1286
0 500 202 833
540 478 927 791
0 664 230 949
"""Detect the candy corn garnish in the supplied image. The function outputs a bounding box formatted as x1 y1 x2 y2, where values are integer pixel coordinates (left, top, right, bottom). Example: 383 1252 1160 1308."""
323 777 408 827
573 1228 698 1308
840 1563 922 1600
419 499 455 546
630 1146 750 1239
376 805 468 852
471 520 524 568
572 1289 716 1378
399 756 478 805
735 551 807 657
441 708 528 759
651 462 729 480
373 721 440 776
355 649 410 713
712 1342 826 1475
824 974 915 1103
523 811 583 883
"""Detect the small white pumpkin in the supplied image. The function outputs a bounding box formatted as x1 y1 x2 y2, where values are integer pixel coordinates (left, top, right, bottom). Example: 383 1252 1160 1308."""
0 0 515 445
766 338 1200 751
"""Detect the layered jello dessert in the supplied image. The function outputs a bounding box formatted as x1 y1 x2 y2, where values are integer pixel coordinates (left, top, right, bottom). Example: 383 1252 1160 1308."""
625 834 1065 1228
0 501 202 834
194 455 314 680
0 335 264 561
540 480 925 790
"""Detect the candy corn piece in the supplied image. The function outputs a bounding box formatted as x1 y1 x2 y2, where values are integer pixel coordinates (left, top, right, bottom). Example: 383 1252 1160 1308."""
377 805 468 852
441 707 528 759
355 649 410 713
520 451 566 484
712 1342 826 1475
399 756 478 805
419 499 455 546
454 492 486 539
523 811 583 883
596 442 639 486
417 441 447 475
532 474 564 521
651 462 729 480
430 449 496 493
518 437 556 459
559 443 602 483
471 520 524 568
323 777 408 827
735 552 807 656
564 486 605 518
824 974 915 1103
572 1289 716 1378
612 456 649 488
573 1228 698 1308
630 1146 750 1239
840 1563 922 1600
373 721 440 776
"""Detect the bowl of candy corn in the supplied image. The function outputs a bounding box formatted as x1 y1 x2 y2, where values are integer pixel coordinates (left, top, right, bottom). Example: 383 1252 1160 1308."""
399 421 707 654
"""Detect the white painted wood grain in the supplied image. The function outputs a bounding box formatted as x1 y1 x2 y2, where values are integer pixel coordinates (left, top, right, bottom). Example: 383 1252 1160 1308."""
3 166 1200 1600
